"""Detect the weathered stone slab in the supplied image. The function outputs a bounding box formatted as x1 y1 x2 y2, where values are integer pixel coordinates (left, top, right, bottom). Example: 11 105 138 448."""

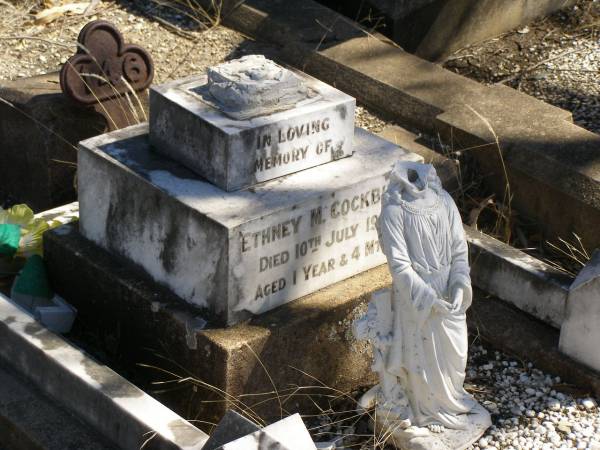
149 66 355 191
216 414 315 450
204 411 260 450
559 250 600 372
78 124 419 325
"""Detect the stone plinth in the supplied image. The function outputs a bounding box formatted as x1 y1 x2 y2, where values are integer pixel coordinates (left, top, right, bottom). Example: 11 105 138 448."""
44 224 390 424
78 124 419 325
149 69 355 191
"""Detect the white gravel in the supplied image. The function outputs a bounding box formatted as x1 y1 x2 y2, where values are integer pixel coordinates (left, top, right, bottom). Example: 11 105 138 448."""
467 344 600 450
308 343 600 450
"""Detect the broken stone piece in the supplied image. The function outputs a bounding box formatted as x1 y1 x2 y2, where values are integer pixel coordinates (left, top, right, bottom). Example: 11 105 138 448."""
206 55 315 120
204 410 260 450
215 413 316 450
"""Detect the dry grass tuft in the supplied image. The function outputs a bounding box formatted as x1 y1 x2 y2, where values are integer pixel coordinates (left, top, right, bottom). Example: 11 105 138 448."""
137 349 390 449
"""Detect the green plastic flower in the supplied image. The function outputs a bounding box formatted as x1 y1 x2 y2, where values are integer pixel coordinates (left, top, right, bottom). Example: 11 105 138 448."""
0 204 49 258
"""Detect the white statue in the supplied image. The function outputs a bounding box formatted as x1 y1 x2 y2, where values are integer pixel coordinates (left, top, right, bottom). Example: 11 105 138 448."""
354 161 490 450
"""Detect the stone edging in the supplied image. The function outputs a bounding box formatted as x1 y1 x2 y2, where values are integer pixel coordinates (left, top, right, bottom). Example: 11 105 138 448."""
0 293 208 450
466 225 571 329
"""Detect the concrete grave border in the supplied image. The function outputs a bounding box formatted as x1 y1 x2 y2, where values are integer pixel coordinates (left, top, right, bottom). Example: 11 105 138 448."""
216 0 600 251
466 226 571 329
0 292 208 450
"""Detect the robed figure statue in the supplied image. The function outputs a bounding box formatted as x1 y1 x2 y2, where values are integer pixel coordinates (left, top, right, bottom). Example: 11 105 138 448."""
354 161 490 450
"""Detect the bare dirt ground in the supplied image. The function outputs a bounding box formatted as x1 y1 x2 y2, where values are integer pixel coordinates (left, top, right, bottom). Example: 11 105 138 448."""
0 0 386 130
444 0 600 134
0 0 243 83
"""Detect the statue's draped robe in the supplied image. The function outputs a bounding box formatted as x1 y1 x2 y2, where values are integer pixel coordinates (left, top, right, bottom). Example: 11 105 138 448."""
378 163 476 429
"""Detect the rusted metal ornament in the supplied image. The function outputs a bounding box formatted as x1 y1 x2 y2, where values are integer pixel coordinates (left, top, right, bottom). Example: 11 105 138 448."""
60 20 154 131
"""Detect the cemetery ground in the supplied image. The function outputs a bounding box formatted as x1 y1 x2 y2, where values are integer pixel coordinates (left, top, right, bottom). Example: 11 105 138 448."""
444 0 600 135
0 0 597 272
1 1 600 449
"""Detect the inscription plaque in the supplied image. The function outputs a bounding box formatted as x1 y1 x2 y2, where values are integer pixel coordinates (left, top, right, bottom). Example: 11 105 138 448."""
231 180 389 314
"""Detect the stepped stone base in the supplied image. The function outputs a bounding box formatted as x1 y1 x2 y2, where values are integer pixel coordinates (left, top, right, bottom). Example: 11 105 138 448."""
78 123 419 325
44 225 389 425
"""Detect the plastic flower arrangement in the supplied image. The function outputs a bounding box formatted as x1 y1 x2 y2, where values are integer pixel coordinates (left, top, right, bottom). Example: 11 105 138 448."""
0 203 79 278
0 204 49 259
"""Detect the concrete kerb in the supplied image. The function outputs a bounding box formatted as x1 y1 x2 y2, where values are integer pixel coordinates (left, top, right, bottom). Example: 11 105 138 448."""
466 226 571 329
218 0 600 250
0 293 208 450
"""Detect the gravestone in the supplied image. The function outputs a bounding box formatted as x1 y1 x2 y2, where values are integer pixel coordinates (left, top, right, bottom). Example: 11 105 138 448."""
149 55 355 191
78 55 421 325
